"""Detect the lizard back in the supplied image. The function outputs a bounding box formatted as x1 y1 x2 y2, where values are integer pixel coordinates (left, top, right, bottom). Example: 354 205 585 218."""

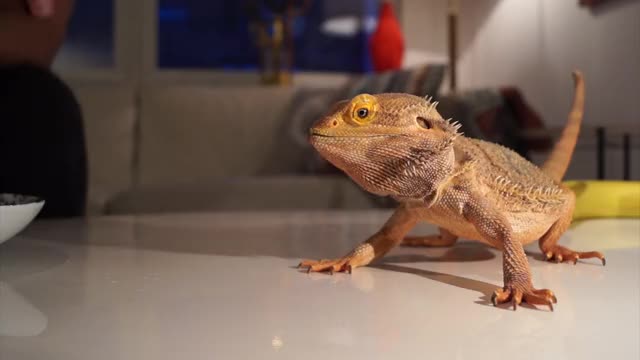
459 137 568 213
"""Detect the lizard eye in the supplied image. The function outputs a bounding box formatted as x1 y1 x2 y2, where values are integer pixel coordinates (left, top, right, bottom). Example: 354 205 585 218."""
347 94 378 124
416 117 432 129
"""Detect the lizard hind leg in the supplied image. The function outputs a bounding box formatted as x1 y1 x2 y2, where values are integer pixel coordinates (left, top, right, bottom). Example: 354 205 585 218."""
401 227 458 247
538 194 605 265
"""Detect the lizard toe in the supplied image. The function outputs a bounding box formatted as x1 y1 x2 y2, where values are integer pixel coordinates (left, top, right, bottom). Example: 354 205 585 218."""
298 257 355 274
543 245 605 266
492 285 556 311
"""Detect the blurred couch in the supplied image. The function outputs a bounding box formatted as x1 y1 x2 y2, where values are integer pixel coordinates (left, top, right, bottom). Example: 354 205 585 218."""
71 64 448 215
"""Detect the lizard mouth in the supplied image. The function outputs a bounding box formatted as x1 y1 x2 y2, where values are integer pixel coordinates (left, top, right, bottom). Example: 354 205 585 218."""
309 129 390 139
308 130 333 138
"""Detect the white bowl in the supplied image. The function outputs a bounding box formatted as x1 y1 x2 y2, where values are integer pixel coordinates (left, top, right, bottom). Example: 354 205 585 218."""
0 194 45 245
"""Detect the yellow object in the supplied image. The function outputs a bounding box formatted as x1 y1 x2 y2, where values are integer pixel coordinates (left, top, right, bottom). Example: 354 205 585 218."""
564 180 640 220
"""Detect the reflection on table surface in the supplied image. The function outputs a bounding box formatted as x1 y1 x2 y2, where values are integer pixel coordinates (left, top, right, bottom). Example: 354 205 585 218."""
0 211 638 360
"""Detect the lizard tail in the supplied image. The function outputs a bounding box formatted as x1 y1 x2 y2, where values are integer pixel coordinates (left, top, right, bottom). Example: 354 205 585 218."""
541 70 585 182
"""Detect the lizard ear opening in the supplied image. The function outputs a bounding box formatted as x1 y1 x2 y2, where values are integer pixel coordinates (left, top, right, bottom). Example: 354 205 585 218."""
416 117 432 129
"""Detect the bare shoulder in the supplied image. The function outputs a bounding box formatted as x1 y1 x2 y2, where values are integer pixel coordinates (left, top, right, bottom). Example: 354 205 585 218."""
0 0 75 66
0 0 74 20
0 0 28 13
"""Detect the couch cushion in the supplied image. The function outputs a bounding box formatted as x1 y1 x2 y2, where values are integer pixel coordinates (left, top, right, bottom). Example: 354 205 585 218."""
138 85 304 187
104 176 376 214
69 82 136 214
337 63 447 99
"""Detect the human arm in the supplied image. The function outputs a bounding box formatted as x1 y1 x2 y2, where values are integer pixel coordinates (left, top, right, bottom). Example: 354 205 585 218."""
0 0 74 67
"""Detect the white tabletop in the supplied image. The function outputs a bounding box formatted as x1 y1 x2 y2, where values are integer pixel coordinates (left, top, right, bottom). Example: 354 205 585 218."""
1 211 638 360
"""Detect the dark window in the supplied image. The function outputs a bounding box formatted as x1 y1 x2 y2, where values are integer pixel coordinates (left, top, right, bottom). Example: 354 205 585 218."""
157 0 379 73
56 0 115 68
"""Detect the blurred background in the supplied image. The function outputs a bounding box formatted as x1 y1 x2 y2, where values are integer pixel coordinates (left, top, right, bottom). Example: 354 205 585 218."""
47 0 640 216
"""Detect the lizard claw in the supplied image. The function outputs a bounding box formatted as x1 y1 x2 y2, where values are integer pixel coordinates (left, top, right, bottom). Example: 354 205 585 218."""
492 286 556 311
298 258 350 274
298 244 375 274
543 245 605 266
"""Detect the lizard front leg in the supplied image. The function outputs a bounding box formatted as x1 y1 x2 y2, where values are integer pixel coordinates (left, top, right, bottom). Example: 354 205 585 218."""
464 195 557 311
299 204 419 273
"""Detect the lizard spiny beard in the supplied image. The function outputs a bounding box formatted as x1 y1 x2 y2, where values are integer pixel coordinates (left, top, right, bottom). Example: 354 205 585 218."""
312 135 456 202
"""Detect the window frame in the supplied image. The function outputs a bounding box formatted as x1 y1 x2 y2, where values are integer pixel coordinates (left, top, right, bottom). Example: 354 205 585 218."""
55 0 365 87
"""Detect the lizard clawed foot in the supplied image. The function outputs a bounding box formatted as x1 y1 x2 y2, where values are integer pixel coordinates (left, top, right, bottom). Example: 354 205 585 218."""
298 258 355 274
298 244 375 274
544 245 605 266
491 286 557 311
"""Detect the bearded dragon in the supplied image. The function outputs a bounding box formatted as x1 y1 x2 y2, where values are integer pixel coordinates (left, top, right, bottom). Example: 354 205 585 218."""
299 71 604 311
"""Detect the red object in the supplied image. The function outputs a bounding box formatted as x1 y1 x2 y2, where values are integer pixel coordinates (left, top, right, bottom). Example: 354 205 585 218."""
369 2 404 72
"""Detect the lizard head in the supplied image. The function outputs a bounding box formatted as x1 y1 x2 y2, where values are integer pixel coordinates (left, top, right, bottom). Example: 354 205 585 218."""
309 93 461 199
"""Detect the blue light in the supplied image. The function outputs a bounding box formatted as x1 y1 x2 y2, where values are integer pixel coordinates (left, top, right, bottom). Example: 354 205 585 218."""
159 7 189 22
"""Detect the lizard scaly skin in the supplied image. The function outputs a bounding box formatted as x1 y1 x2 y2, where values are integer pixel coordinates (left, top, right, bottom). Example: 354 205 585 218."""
299 71 604 311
